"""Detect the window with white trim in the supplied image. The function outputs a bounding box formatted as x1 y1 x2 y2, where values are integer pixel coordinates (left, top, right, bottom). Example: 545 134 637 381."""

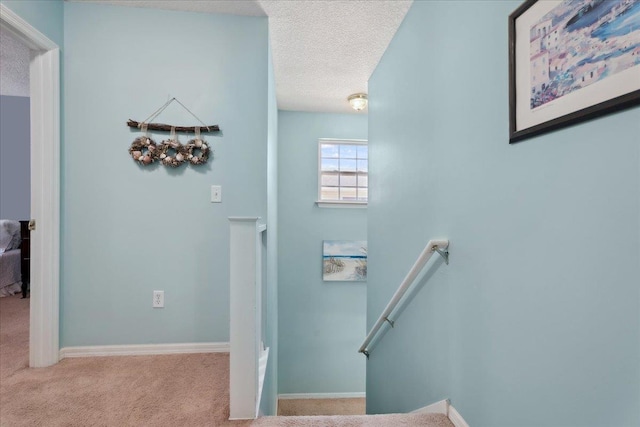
318 139 368 206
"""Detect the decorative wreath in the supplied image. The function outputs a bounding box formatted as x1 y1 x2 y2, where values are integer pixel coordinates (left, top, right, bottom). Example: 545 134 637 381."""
185 138 211 165
129 136 158 165
158 139 188 167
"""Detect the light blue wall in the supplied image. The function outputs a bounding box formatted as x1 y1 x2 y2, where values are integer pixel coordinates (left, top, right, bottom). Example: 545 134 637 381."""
0 0 64 47
62 2 268 346
0 96 30 220
278 111 368 394
367 1 640 426
260 41 279 416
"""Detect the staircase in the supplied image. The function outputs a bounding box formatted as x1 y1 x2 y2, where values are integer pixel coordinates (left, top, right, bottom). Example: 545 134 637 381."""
232 412 454 426
228 225 465 426
236 397 467 426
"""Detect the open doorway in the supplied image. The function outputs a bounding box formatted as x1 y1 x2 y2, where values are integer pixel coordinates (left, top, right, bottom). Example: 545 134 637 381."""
0 24 32 375
0 5 60 369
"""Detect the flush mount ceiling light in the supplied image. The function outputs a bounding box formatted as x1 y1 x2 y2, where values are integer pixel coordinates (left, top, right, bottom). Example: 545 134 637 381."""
348 93 368 111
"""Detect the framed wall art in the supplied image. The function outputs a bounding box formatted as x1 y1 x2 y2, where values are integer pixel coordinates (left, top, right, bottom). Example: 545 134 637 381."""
323 240 367 282
509 0 640 143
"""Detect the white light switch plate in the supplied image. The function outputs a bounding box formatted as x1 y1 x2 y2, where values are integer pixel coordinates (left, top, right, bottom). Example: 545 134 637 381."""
211 185 222 203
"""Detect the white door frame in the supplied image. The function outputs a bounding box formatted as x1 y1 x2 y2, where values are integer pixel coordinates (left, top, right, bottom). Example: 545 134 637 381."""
1 4 60 367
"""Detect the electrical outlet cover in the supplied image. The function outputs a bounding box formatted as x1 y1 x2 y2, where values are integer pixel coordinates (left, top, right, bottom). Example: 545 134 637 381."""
153 290 164 308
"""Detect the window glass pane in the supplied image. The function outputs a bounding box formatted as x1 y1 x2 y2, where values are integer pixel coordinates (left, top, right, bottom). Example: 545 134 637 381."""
340 159 356 172
340 172 357 187
358 173 368 188
319 141 368 203
340 187 357 201
340 144 357 159
358 188 368 201
321 144 339 158
321 158 339 171
321 172 339 187
321 186 339 200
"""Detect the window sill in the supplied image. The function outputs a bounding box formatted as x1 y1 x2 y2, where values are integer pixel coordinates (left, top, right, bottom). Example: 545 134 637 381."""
315 201 367 209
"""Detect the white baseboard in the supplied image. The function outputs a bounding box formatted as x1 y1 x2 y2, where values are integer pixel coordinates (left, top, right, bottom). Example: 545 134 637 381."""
59 342 229 359
412 399 470 427
278 392 366 400
412 399 449 415
448 404 470 427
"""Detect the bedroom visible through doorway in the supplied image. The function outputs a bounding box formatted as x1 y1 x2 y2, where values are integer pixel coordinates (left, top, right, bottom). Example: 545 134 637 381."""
0 24 32 373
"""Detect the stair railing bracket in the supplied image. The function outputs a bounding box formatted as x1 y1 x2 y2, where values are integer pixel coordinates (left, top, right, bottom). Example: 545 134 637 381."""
432 246 449 265
362 350 370 359
384 317 395 328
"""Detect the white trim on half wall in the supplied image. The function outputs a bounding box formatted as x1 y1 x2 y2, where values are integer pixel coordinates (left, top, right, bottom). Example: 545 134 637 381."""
59 342 230 359
0 4 61 368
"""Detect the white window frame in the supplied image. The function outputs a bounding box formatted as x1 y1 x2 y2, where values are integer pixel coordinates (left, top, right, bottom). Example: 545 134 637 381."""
316 138 368 208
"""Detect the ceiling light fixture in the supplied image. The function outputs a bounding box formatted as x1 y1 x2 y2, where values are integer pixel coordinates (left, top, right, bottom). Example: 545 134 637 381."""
348 93 368 111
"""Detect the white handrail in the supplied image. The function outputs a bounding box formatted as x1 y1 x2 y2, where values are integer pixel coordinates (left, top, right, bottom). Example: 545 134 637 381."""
359 239 449 356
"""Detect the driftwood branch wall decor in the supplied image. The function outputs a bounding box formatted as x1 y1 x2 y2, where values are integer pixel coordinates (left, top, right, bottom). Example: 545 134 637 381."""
127 120 220 133
127 98 219 168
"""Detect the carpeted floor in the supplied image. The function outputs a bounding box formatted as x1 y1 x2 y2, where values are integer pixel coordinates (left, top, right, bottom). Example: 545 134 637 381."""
0 294 29 380
0 295 453 427
277 398 365 416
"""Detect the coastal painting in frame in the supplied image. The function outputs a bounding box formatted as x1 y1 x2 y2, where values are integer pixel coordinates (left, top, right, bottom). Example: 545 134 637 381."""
509 0 640 143
323 240 367 282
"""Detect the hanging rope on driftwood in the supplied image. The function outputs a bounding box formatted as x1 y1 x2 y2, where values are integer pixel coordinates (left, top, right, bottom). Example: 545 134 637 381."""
127 97 220 133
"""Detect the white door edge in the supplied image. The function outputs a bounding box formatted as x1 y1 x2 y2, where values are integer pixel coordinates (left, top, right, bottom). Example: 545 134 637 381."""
0 4 61 368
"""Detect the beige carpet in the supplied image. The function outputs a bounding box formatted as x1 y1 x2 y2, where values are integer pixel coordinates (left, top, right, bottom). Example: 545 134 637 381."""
0 295 29 380
0 295 453 427
278 398 365 416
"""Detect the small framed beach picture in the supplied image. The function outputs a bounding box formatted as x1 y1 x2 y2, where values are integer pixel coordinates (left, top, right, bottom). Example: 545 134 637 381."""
508 0 640 143
323 240 367 282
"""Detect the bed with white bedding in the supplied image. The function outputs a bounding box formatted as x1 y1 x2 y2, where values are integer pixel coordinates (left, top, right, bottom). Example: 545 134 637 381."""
0 249 22 296
0 220 23 297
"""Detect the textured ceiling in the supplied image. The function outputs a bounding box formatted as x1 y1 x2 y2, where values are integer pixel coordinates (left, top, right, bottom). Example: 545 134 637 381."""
72 0 412 114
263 1 411 113
0 25 31 97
